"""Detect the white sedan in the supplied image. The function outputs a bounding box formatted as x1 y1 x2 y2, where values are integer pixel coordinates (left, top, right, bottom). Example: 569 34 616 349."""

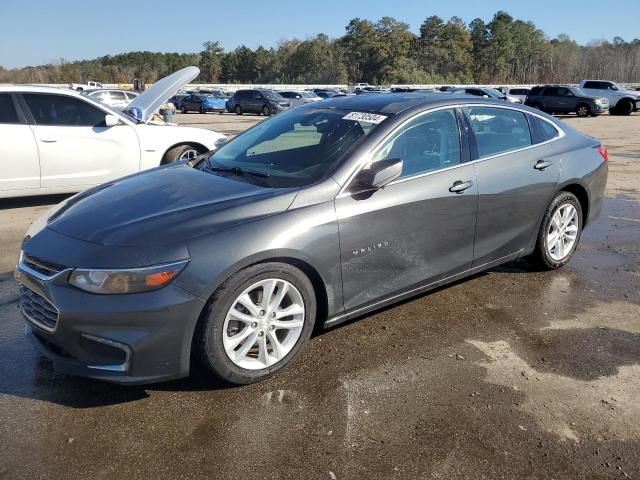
0 67 225 198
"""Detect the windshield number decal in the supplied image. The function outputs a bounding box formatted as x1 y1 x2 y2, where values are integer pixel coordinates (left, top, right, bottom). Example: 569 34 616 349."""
342 112 387 124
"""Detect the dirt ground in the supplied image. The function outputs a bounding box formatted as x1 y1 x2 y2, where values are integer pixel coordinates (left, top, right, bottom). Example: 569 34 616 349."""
0 111 638 480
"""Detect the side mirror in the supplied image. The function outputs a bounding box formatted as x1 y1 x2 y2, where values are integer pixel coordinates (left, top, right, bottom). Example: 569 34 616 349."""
214 137 227 149
105 114 119 127
353 158 403 191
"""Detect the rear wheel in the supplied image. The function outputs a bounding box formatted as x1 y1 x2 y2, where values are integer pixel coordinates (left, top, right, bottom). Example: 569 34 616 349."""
235 105 242 115
196 262 316 385
576 103 590 117
200 106 206 114
530 192 582 270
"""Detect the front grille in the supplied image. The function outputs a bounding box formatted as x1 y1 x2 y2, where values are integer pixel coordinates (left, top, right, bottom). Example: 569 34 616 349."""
19 284 59 331
22 253 65 277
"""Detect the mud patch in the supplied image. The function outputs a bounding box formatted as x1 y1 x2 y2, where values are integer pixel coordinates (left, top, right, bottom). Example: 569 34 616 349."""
468 339 640 442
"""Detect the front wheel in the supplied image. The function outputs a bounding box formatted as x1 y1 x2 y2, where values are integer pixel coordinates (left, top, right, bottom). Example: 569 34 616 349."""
196 262 316 385
530 192 582 270
162 144 200 164
262 105 271 116
616 99 634 116
576 104 590 117
180 105 187 114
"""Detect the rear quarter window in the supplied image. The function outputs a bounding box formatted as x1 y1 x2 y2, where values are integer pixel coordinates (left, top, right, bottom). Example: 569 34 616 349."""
528 115 560 144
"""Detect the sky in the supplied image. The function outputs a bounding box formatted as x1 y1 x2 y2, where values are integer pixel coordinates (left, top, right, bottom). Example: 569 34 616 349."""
1 0 639 69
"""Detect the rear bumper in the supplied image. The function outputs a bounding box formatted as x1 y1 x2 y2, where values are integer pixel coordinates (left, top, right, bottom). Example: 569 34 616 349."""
16 263 207 385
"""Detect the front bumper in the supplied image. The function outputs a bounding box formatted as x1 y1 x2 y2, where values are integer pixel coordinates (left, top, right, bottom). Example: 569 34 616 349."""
592 103 608 113
15 259 206 385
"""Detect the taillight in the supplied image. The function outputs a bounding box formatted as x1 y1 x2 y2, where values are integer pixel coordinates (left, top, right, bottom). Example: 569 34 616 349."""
597 144 608 162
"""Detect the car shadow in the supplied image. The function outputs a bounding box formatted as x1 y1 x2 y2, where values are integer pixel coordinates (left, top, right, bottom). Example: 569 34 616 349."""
0 193 71 210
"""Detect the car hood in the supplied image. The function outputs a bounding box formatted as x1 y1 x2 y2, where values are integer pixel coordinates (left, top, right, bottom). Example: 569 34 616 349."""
45 163 298 247
127 66 200 123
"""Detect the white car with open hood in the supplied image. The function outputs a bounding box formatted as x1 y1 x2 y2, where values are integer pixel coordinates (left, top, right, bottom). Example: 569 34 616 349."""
0 67 226 198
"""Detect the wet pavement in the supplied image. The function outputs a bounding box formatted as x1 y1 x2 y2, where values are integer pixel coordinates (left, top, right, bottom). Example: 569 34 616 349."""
0 115 639 479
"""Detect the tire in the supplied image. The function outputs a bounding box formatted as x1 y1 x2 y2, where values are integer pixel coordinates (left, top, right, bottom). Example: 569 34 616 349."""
235 105 242 115
616 99 634 116
162 144 201 164
196 262 316 385
576 103 590 117
180 105 187 114
200 106 206 114
530 192 583 270
262 105 271 116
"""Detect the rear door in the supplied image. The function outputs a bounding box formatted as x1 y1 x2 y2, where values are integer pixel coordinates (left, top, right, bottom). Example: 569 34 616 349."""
541 87 561 111
0 93 40 192
21 93 140 188
336 108 478 310
466 106 561 266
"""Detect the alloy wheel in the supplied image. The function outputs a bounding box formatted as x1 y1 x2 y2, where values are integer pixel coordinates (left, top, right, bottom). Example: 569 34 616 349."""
546 203 579 261
222 278 305 370
179 149 198 160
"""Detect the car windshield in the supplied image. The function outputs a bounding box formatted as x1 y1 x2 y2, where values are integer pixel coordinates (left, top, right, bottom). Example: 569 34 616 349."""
203 108 385 187
262 90 284 101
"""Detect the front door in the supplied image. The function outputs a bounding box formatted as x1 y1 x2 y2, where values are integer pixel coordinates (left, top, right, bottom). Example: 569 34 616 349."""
336 108 478 311
0 94 40 192
465 106 561 266
21 93 140 189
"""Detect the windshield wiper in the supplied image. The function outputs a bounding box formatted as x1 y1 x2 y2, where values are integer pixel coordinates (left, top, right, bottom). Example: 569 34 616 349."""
206 164 270 178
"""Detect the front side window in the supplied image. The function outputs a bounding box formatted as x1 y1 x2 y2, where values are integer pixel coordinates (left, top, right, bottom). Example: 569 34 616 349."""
23 94 106 126
558 87 573 97
467 107 532 157
583 81 599 89
0 94 19 123
543 87 559 96
372 109 460 179
206 108 382 187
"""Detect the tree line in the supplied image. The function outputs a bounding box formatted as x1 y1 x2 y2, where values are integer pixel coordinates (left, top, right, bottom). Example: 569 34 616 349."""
2 11 639 86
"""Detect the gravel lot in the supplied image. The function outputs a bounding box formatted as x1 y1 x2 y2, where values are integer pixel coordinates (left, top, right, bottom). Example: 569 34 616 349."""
0 111 638 480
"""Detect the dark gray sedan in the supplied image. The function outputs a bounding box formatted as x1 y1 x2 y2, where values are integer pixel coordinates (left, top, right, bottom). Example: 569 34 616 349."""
15 93 608 385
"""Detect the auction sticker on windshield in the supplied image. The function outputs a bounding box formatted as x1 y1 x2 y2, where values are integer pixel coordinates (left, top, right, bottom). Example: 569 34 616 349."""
342 112 388 124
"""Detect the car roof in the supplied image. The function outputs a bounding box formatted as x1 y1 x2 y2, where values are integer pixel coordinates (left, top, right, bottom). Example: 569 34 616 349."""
300 91 492 115
0 85 83 96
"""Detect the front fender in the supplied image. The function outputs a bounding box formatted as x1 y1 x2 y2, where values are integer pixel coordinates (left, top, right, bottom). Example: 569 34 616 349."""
178 201 344 317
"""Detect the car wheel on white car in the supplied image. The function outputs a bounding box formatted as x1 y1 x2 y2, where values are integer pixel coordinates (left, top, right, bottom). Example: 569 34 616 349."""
196 262 316 385
163 144 201 164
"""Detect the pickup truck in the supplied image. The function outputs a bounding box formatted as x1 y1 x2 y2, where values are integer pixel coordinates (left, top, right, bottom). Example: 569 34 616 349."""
70 81 104 91
579 80 640 115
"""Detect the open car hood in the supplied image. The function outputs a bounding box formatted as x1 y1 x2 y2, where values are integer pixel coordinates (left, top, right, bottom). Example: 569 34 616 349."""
126 66 199 123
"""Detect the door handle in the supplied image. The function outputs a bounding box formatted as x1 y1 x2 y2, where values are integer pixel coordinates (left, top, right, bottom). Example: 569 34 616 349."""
534 160 552 170
40 137 57 143
449 180 473 193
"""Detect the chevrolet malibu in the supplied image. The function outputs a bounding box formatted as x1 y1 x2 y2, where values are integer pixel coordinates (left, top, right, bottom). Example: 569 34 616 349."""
15 93 608 385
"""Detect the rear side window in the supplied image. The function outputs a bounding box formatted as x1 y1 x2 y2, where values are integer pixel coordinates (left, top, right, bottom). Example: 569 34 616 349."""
0 94 20 123
467 107 532 158
529 87 543 96
510 89 529 95
23 94 106 126
543 87 559 96
529 115 560 144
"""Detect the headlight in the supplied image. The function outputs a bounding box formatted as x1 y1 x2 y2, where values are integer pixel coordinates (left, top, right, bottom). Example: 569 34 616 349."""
69 260 188 294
